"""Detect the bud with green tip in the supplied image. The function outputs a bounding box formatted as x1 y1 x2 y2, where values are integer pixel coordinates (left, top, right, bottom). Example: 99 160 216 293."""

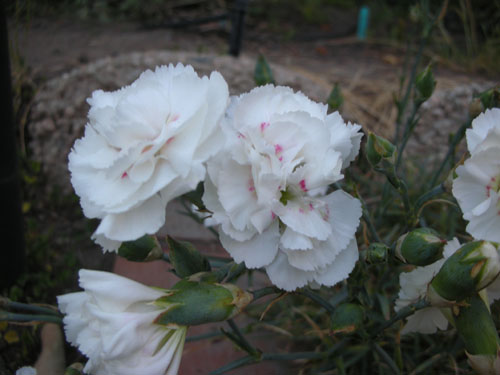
331 303 365 334
365 132 396 168
453 294 500 375
365 242 389 264
254 54 275 86
396 228 445 266
428 241 500 306
167 236 211 278
154 278 253 326
117 235 163 262
327 82 343 112
415 65 436 104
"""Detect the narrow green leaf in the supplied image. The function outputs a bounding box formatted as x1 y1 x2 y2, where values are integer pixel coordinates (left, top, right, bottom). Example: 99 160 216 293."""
254 55 275 86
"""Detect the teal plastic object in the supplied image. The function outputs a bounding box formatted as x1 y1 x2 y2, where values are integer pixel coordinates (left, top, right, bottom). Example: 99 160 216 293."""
357 5 370 40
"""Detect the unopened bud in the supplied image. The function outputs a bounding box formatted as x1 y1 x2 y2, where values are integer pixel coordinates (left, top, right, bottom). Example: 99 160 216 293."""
453 294 500 375
365 132 396 167
331 303 365 334
167 236 211 278
365 243 389 264
327 83 343 112
396 228 445 266
117 235 163 262
428 241 500 306
415 65 436 104
154 279 252 326
254 54 275 86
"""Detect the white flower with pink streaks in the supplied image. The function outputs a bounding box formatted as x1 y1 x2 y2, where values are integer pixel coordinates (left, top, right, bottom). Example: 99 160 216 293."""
203 85 363 291
453 108 500 243
68 64 228 252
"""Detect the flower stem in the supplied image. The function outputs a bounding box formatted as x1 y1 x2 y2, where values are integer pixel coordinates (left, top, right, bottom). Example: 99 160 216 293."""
371 299 429 337
227 319 258 356
373 342 401 375
0 311 63 324
298 288 336 313
0 298 61 316
251 286 280 301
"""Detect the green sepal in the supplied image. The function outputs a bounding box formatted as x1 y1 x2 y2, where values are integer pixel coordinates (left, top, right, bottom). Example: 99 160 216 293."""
181 181 205 211
430 241 500 303
365 242 389 264
64 363 84 375
454 294 500 356
117 235 163 262
396 227 445 266
365 132 396 168
167 236 211 278
254 54 275 86
331 303 365 334
415 64 436 104
327 82 343 112
154 280 249 326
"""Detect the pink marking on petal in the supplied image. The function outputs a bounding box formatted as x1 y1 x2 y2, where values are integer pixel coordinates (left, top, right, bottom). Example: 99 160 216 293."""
166 137 175 145
121 172 128 179
141 145 153 154
260 122 270 132
171 114 179 122
248 179 256 193
299 179 307 192
299 208 305 214
309 203 314 211
486 185 492 197
237 132 246 139
271 212 277 220
279 156 283 161
274 144 283 154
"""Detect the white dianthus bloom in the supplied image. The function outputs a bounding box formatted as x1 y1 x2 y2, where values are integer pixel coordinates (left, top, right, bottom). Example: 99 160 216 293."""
453 124 500 243
15 367 36 375
69 64 229 252
203 85 363 291
57 270 187 375
466 107 500 154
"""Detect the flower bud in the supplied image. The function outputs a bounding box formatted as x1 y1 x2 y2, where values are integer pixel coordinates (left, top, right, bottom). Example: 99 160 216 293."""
415 65 436 104
365 132 396 167
327 83 343 112
469 86 500 119
331 303 365 334
365 242 389 264
396 228 445 266
117 235 163 262
428 241 500 306
167 236 211 278
154 279 253 326
65 363 84 375
453 294 500 374
254 54 275 86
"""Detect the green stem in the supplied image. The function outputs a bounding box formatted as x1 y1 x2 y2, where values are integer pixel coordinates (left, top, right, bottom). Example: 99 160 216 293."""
251 286 280 301
227 319 258 356
396 102 422 171
186 331 224 342
209 355 257 374
414 183 445 213
372 299 429 337
298 288 336 313
373 343 401 375
0 311 63 324
429 119 470 187
0 298 61 316
409 353 445 375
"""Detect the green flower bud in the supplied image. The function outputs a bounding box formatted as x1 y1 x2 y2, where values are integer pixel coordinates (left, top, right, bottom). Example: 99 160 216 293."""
365 242 389 264
396 228 445 266
167 236 211 278
428 241 500 306
327 83 343 112
117 235 163 262
331 303 365 334
453 294 500 375
415 65 436 104
254 54 275 86
65 363 84 375
154 279 253 327
365 132 396 167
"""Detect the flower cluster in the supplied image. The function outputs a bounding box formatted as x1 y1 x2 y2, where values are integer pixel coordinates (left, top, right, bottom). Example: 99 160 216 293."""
452 108 500 243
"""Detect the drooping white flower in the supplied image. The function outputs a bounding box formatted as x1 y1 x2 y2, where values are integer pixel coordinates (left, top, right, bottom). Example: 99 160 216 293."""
69 64 229 252
453 119 500 243
466 107 500 154
396 237 500 334
57 270 187 375
203 85 363 291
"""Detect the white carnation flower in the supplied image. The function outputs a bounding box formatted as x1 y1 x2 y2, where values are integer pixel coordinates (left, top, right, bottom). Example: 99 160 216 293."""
203 85 362 291
453 123 500 243
466 107 500 154
69 64 229 251
57 270 187 375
